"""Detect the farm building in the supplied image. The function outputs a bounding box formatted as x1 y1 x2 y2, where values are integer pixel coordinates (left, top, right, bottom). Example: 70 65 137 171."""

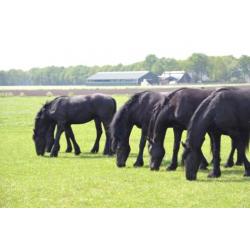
86 71 159 86
159 71 192 84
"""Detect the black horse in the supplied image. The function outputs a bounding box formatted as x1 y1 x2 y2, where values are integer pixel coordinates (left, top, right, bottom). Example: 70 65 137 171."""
183 88 250 181
148 88 242 171
110 91 167 167
33 94 116 157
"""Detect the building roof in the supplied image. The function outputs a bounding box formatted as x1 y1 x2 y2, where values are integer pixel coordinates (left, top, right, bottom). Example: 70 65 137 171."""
160 71 187 81
87 71 150 80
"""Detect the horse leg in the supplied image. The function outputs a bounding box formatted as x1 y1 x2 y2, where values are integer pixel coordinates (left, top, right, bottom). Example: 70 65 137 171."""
90 118 102 154
45 122 56 153
65 130 73 153
103 121 113 156
224 138 236 168
199 133 210 170
167 127 183 171
236 146 244 166
65 125 81 155
50 123 65 157
237 132 250 177
134 130 146 167
199 151 209 170
208 132 221 178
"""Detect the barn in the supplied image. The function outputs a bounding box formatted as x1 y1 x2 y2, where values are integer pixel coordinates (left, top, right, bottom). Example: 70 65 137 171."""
86 71 159 86
159 71 192 84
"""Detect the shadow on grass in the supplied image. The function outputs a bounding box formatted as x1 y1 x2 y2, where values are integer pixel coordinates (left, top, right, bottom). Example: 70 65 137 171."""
43 152 116 159
197 177 250 183
222 169 244 175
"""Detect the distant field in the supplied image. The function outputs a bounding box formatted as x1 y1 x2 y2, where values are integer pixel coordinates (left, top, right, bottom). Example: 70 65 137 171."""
0 83 250 90
1 95 250 207
0 83 250 96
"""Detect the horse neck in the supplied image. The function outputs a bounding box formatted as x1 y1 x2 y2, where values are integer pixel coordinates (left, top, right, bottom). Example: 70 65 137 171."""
34 109 50 134
152 107 170 145
112 106 133 144
119 108 133 140
186 100 214 149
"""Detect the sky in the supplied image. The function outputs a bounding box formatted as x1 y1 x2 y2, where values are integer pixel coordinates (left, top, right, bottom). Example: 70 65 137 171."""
0 0 250 70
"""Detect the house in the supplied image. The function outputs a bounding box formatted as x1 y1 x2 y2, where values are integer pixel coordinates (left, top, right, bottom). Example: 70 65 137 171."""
86 71 159 86
159 71 192 84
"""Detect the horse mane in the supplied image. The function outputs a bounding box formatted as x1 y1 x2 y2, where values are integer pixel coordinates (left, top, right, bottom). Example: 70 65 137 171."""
147 88 188 141
185 87 233 149
188 87 233 131
110 91 150 143
33 97 62 136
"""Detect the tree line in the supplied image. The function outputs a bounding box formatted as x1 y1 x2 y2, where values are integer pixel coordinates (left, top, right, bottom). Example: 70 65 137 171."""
0 53 250 85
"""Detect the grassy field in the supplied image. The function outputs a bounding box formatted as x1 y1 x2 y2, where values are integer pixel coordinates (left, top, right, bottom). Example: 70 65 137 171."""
1 95 250 207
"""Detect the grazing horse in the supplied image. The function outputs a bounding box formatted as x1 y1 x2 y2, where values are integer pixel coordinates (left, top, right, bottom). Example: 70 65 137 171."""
148 88 242 171
110 91 167 167
33 94 116 157
183 88 250 181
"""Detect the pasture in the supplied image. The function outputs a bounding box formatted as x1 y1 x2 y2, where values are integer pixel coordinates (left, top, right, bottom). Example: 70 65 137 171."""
1 95 250 207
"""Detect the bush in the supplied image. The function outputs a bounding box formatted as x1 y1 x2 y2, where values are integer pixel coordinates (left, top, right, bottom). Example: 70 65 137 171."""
0 92 14 97
46 91 53 97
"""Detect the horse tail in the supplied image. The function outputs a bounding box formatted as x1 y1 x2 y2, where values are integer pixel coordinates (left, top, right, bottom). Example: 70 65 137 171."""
111 97 117 115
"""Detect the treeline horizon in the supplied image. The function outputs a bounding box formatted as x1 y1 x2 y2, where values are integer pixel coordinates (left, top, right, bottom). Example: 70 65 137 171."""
0 53 250 85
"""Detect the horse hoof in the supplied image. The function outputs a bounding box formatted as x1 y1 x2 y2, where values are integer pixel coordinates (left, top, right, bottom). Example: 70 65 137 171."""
150 167 159 171
207 171 221 178
199 166 208 170
236 161 243 166
75 151 81 156
199 162 208 170
166 164 177 171
50 152 58 157
243 171 250 177
224 161 234 168
91 149 98 154
65 148 72 153
133 161 144 167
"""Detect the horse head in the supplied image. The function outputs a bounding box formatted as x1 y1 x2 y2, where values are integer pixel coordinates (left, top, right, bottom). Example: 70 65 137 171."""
110 106 131 167
182 142 202 181
33 102 51 156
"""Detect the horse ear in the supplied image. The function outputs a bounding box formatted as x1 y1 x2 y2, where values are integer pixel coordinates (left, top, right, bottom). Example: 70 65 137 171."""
181 142 187 149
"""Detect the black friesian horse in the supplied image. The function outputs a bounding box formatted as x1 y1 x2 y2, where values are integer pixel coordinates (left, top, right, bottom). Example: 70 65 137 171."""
148 88 241 171
183 88 250 181
110 91 167 167
33 94 116 157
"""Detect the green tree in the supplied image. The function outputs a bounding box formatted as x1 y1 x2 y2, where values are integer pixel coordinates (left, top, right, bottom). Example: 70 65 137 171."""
144 54 158 71
187 53 209 82
238 55 250 82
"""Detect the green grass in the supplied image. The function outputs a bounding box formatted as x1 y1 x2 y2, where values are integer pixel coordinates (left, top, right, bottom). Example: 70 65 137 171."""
1 96 250 207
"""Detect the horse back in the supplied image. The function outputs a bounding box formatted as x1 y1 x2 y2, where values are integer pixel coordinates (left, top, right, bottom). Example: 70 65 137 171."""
48 94 115 124
169 88 213 125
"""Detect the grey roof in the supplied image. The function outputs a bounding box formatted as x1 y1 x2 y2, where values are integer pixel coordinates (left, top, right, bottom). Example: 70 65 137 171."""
160 71 187 81
87 71 150 80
